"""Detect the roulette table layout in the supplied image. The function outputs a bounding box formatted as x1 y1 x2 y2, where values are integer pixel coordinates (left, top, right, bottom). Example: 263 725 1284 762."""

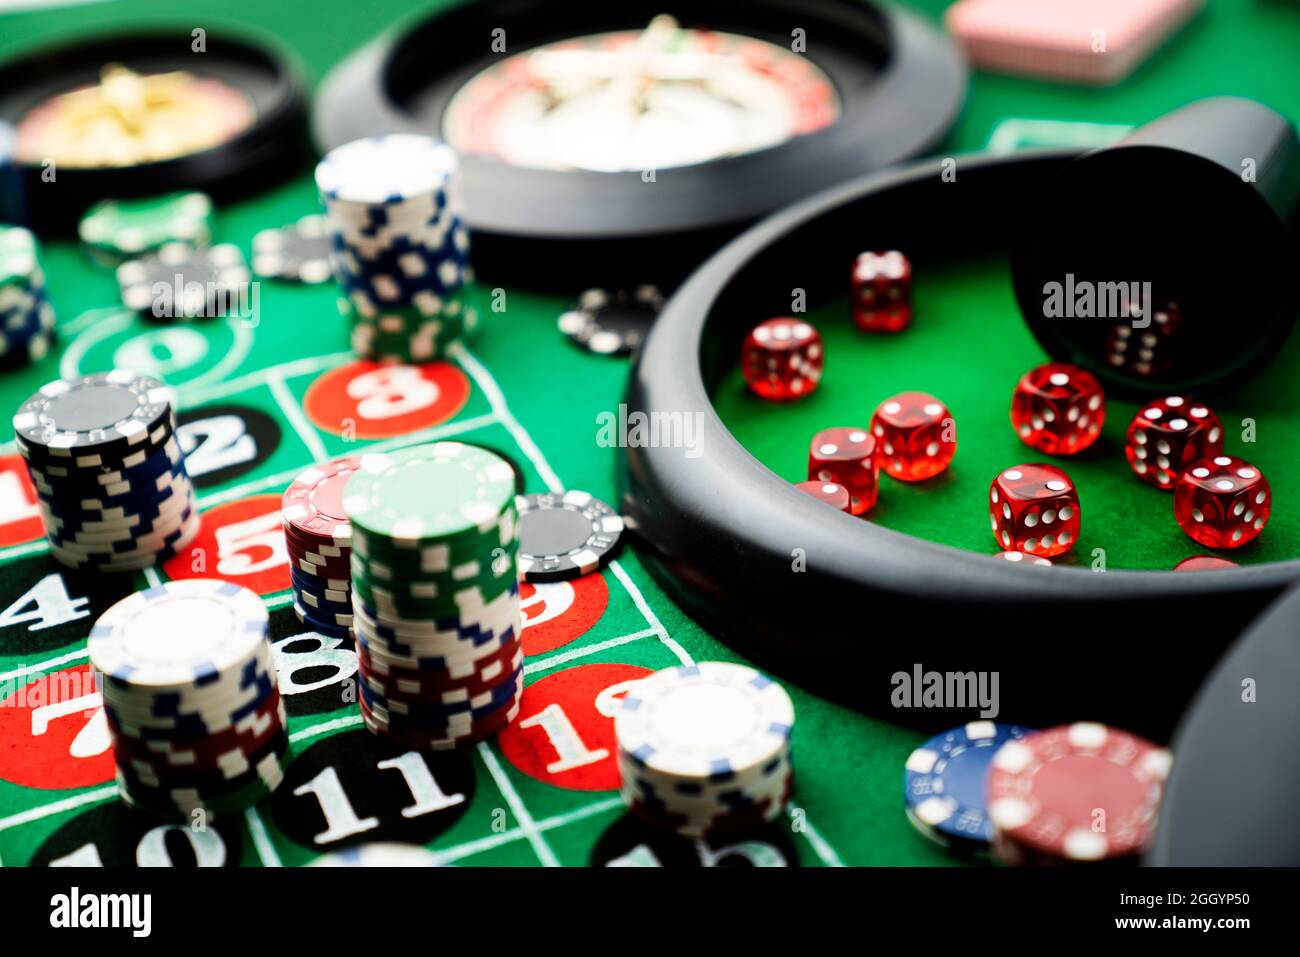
0 0 1298 874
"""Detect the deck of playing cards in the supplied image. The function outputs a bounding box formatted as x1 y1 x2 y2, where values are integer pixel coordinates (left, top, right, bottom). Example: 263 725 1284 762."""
945 0 1204 85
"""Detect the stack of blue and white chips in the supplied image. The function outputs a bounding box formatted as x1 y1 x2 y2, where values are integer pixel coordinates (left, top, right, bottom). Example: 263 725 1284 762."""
12 370 200 572
0 225 55 365
614 662 796 839
316 134 477 363
89 579 287 821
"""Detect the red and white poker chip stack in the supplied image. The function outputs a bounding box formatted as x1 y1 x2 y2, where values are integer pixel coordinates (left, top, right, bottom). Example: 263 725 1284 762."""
986 721 1173 865
281 457 362 640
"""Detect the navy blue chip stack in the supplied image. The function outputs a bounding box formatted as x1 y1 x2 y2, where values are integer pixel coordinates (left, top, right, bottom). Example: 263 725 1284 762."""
316 134 477 364
12 370 200 571
90 579 287 821
0 225 55 365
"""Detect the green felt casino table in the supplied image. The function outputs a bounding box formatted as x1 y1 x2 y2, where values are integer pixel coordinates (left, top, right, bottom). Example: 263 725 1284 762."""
0 0 1298 868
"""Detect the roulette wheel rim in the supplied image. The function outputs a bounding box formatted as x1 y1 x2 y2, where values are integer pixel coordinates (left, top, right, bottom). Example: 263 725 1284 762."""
620 148 1300 736
311 0 966 285
0 26 309 232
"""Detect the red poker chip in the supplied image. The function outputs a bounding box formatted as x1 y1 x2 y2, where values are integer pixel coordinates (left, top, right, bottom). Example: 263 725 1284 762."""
283 523 351 559
281 457 362 546
986 722 1173 863
290 552 353 579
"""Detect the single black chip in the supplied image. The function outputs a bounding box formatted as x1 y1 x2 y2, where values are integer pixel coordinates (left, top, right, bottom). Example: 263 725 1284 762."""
516 489 624 583
117 242 250 320
557 285 664 357
252 214 333 283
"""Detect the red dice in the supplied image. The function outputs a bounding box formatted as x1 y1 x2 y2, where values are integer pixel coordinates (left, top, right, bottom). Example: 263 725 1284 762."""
870 391 956 482
1010 362 1105 456
1173 455 1270 549
994 550 1052 567
1106 302 1182 378
1124 396 1223 489
741 317 824 401
808 428 879 516
989 464 1080 557
794 480 851 513
851 250 911 333
1173 555 1238 572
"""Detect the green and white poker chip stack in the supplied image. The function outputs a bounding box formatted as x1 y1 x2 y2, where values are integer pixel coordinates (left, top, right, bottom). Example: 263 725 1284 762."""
78 191 214 266
343 442 524 750
0 225 56 365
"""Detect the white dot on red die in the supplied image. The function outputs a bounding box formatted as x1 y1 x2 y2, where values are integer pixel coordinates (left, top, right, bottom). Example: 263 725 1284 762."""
849 431 868 442
1215 480 1234 491
1059 506 1074 521
819 443 839 456
883 401 901 415
1256 491 1267 504
1237 467 1257 479
1214 456 1231 466
1004 469 1022 480
1049 372 1070 387
1145 407 1164 420
1169 419 1188 431
1191 467 1210 478
1045 480 1067 491
1166 396 1184 407
923 402 942 416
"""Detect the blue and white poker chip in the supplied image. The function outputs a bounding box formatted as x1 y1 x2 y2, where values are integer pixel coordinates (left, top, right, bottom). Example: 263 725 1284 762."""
88 580 270 690
903 720 1033 852
315 134 459 206
309 843 447 867
615 662 794 779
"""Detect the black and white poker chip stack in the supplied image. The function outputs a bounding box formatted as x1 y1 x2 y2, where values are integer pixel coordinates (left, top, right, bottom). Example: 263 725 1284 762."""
12 370 200 572
316 134 477 364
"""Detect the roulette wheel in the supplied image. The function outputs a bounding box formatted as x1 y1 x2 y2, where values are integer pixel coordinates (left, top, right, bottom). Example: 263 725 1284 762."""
0 28 308 231
312 0 967 285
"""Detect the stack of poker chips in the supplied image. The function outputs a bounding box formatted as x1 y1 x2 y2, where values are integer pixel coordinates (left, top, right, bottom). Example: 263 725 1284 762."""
89 579 287 821
614 662 796 839
0 225 55 365
309 843 447 867
315 134 477 363
79 191 214 266
282 457 361 640
12 370 200 572
343 442 523 750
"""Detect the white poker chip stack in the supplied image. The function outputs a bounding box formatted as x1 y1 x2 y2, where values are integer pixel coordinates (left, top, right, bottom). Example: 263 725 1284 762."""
89 580 287 821
614 662 796 839
315 134 477 363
